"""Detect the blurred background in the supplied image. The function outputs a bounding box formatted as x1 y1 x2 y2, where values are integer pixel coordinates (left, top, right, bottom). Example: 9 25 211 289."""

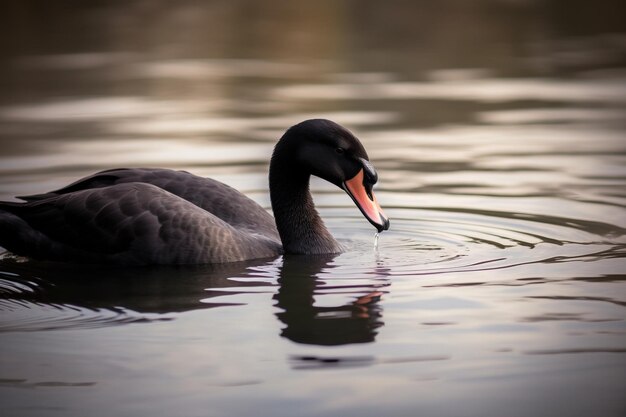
1 0 625 195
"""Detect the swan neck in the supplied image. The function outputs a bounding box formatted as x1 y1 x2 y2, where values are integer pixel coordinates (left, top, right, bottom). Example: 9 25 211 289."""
269 156 340 254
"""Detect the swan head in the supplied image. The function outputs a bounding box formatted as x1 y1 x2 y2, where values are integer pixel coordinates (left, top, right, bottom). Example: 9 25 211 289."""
275 119 390 233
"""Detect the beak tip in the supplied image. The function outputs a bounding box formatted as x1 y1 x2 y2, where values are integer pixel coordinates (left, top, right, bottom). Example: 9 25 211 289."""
376 216 390 233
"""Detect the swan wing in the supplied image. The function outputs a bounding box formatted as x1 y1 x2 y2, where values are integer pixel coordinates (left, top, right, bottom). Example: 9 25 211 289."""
1 182 280 265
19 168 279 240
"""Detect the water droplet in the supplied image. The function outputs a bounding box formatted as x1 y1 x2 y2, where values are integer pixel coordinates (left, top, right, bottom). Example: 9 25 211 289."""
374 232 380 250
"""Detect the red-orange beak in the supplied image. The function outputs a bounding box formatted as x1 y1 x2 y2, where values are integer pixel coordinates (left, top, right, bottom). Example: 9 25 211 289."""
343 168 390 233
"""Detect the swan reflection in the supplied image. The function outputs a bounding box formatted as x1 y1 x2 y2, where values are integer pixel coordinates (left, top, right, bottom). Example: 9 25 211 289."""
0 253 389 343
274 254 389 346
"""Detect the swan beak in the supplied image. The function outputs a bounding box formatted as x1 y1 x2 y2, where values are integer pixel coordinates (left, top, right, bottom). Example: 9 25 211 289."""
343 168 390 233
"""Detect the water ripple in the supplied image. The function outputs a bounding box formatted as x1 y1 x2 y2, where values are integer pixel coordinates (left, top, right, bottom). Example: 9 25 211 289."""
0 299 173 332
326 204 624 280
0 202 623 332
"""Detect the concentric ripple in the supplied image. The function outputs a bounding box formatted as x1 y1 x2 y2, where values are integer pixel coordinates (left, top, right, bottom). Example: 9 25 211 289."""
0 299 171 332
324 205 626 279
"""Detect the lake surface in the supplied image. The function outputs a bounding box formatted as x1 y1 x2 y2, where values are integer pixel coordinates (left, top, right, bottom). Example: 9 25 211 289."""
1 1 625 416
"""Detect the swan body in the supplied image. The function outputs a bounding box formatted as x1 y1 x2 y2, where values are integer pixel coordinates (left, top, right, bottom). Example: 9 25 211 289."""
0 119 389 265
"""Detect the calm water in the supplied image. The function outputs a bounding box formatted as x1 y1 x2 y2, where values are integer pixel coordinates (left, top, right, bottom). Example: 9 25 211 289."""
1 1 626 416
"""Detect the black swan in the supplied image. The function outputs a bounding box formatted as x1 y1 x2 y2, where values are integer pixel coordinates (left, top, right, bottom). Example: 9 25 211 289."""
0 119 389 265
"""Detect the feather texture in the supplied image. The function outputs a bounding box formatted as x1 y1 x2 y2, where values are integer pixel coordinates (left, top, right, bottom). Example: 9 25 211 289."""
2 176 281 265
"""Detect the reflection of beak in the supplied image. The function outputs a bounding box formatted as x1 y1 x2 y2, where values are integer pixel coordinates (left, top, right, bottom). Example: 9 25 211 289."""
342 168 390 233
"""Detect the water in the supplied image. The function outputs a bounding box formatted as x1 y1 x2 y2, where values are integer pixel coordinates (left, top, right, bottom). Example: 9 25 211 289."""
1 1 626 416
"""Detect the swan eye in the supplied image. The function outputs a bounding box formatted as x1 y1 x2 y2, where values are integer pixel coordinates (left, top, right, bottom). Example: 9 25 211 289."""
336 147 345 155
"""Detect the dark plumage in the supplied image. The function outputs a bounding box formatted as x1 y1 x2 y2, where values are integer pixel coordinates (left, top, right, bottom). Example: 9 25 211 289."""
0 119 389 265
